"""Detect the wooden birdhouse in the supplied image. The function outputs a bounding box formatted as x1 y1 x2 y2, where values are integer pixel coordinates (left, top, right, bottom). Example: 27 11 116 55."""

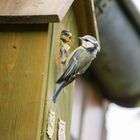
0 0 99 139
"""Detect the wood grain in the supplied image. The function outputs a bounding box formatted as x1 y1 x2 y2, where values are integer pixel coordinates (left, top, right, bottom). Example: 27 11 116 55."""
0 25 51 140
0 1 100 139
0 0 74 24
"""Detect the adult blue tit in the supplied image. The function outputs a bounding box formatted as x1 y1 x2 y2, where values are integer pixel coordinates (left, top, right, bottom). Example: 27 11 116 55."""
52 35 100 103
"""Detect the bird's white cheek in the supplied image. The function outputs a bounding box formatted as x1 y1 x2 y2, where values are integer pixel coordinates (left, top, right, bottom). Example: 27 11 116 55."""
87 42 93 48
82 40 86 46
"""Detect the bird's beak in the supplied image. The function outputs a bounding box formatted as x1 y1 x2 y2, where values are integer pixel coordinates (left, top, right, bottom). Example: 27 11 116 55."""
78 37 83 40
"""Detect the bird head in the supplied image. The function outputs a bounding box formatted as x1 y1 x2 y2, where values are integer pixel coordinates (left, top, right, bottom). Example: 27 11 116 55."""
60 30 73 43
79 35 100 53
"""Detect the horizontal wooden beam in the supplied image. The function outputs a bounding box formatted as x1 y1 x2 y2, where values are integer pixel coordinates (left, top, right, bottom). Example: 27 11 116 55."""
0 0 74 24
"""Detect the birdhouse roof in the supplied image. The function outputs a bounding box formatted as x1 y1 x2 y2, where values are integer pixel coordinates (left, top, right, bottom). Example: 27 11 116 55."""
0 0 74 24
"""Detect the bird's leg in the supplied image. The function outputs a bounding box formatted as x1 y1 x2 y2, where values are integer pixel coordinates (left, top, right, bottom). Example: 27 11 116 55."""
72 72 81 79
75 72 80 77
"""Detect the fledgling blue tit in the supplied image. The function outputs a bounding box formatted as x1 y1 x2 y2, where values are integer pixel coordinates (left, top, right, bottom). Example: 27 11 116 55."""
60 30 73 64
52 35 100 103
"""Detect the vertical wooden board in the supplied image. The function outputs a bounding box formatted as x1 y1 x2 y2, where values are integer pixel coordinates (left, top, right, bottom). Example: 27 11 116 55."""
73 0 100 42
0 26 50 140
41 8 79 140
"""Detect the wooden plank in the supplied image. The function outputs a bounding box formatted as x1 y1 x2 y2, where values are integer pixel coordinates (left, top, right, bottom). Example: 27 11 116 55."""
0 25 51 140
73 0 100 41
41 7 79 140
0 0 74 24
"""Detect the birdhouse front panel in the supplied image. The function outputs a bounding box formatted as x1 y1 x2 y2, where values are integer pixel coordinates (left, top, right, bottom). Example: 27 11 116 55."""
0 24 51 140
41 8 79 140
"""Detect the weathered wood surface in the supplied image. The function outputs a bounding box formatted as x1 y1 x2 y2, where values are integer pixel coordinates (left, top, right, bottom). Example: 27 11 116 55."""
0 7 79 140
0 25 51 140
41 8 79 140
0 0 74 24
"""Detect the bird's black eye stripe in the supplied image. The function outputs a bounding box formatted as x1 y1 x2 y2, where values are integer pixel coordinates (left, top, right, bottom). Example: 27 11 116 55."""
84 39 89 42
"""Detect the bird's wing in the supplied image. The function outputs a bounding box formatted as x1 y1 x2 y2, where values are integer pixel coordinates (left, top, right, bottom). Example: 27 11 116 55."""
56 47 85 83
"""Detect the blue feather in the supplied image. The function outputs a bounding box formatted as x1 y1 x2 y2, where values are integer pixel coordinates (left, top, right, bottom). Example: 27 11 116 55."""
87 45 97 53
56 48 83 83
52 81 66 103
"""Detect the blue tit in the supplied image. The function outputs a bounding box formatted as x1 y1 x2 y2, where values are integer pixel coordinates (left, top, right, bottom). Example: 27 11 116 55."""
52 35 100 103
60 30 73 64
60 30 73 43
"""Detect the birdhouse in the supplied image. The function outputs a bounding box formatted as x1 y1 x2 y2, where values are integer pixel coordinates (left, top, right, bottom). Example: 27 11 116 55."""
0 0 99 139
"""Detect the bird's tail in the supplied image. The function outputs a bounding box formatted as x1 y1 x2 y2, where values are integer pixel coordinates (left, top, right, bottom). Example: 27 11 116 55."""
52 81 66 103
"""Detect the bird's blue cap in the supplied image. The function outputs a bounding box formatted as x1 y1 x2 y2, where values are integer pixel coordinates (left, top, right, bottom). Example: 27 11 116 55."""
61 30 72 36
79 35 98 44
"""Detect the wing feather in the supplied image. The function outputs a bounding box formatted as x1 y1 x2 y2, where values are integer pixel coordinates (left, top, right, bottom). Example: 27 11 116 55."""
56 47 84 83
